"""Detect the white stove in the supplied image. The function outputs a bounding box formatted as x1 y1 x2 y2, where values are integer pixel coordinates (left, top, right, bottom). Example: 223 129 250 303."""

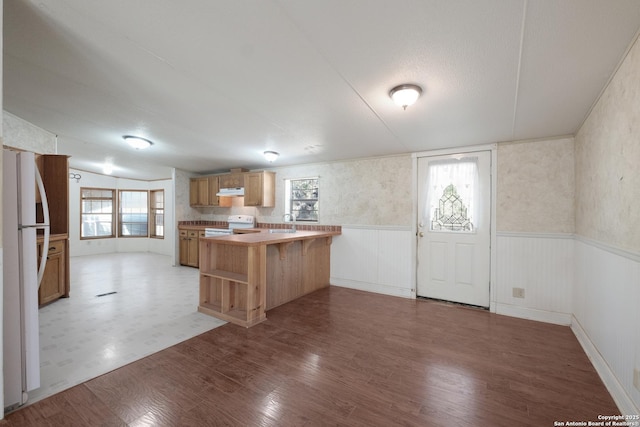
204 215 255 237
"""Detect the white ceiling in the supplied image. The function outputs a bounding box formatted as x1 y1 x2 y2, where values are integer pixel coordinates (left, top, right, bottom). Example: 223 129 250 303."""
4 1 640 180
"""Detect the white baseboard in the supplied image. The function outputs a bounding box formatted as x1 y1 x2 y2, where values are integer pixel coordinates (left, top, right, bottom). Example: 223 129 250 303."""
494 302 572 325
330 277 414 299
571 316 639 416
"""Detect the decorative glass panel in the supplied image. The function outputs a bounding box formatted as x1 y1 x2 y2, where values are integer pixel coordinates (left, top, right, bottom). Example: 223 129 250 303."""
426 157 478 232
431 184 472 231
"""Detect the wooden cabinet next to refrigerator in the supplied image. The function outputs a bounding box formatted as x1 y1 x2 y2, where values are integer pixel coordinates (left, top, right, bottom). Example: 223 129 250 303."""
35 154 70 306
37 235 69 306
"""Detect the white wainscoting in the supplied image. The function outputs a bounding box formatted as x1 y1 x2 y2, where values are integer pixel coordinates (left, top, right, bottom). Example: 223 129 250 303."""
495 232 574 325
330 226 414 298
573 237 640 416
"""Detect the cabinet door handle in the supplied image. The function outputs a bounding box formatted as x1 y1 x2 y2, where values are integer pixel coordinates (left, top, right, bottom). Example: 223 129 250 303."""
49 246 57 251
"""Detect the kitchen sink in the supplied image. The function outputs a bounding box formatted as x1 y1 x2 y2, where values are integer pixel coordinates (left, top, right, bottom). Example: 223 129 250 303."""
268 229 296 233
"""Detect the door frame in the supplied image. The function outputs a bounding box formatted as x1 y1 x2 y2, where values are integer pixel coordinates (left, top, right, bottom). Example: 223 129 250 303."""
411 143 498 312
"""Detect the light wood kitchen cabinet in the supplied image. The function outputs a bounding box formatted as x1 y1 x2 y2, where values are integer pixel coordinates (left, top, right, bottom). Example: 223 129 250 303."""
219 173 244 189
244 171 275 207
38 236 68 307
207 176 219 207
189 177 210 207
189 176 221 207
179 230 189 265
179 229 203 267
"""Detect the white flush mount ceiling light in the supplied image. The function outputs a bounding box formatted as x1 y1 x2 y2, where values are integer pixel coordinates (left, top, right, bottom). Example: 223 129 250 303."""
263 150 279 162
102 162 113 175
389 84 422 110
123 135 153 150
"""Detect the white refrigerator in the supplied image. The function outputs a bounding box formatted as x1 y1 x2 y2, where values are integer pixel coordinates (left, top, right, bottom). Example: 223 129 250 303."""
3 150 50 413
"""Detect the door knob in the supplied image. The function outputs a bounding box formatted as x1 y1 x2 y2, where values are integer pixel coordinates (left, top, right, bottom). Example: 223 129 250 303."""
419 232 424 237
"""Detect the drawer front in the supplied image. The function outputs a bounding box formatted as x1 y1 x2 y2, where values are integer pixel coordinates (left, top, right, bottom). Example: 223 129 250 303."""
179 230 188 237
188 231 198 238
47 242 64 255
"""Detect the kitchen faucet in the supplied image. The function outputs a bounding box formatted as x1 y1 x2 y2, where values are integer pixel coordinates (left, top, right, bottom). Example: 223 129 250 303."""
283 213 296 232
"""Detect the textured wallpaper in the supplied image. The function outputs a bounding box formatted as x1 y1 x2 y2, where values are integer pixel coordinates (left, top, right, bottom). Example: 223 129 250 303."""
269 155 413 226
181 154 414 227
497 137 575 233
174 169 198 222
575 36 640 253
3 111 57 154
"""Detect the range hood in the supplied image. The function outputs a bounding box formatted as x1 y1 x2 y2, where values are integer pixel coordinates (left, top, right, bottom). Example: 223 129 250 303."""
216 187 244 197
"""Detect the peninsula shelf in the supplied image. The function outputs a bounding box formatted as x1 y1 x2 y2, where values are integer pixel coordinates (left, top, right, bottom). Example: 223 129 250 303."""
198 229 341 327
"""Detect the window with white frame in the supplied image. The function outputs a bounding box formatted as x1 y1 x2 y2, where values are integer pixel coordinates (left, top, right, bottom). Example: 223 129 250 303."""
285 177 319 222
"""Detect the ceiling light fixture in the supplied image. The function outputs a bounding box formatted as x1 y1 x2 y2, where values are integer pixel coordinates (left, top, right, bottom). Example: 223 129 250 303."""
389 84 422 110
123 135 153 150
263 151 279 162
102 162 113 175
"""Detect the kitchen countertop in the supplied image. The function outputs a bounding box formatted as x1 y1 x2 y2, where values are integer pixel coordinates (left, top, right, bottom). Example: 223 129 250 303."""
37 233 68 242
200 228 340 246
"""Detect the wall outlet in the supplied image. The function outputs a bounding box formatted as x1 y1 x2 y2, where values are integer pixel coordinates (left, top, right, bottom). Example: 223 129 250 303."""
512 287 525 298
634 368 640 391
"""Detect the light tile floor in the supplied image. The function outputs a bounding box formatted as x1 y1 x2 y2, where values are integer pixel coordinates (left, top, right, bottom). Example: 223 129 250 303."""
31 252 226 404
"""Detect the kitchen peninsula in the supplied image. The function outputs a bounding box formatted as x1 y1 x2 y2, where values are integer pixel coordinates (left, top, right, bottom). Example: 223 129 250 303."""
198 228 341 327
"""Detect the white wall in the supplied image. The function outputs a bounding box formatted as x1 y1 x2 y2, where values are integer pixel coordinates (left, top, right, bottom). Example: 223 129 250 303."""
331 226 414 298
572 239 640 414
493 137 576 324
495 233 574 325
1 1 5 417
68 169 174 258
572 33 640 415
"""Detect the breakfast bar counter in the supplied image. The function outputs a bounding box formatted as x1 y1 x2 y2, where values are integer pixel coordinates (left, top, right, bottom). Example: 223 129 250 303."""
197 228 341 327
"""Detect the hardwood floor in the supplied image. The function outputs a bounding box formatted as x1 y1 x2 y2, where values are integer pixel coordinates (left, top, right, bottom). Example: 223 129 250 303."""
3 286 619 426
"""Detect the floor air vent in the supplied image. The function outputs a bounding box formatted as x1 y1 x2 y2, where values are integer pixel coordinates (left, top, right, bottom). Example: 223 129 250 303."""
96 291 117 297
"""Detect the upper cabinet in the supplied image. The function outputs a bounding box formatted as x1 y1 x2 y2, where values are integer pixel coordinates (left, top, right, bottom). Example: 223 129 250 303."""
190 170 275 208
244 171 275 207
189 176 220 207
36 155 69 235
189 177 209 207
207 176 220 206
219 172 244 189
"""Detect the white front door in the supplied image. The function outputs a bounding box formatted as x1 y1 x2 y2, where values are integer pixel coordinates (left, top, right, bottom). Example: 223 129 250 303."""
416 151 491 307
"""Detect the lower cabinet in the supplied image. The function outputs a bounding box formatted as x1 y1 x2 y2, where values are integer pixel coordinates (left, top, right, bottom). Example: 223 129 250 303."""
179 229 203 267
38 236 69 307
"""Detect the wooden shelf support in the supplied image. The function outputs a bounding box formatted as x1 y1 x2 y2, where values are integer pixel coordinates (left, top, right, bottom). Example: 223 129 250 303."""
278 242 293 260
302 238 316 256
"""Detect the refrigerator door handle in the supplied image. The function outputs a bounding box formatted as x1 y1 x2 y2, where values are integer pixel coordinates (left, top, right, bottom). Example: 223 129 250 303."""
35 164 50 287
